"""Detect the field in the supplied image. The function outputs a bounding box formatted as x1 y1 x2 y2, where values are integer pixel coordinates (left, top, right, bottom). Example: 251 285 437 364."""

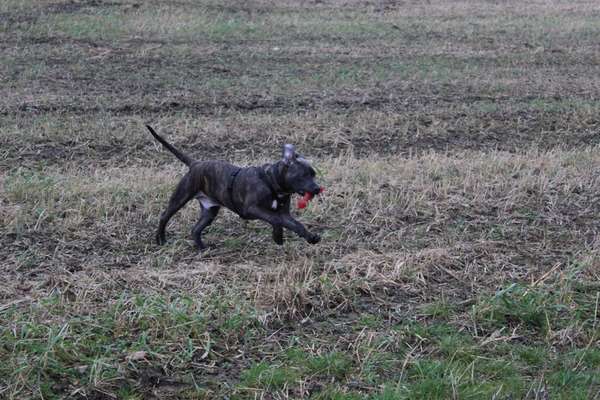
2 0 600 398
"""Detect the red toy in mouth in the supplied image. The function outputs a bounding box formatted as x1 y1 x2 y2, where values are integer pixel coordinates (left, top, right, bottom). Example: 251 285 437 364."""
297 187 324 209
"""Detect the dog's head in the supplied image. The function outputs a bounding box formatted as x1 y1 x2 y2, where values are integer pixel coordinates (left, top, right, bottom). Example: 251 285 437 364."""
281 144 321 196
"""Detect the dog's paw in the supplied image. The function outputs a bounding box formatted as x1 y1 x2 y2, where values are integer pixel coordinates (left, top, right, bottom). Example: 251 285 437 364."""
156 234 166 246
307 233 321 244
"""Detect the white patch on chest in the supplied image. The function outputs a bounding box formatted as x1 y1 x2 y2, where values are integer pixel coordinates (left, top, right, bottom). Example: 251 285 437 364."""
196 192 220 209
271 199 278 210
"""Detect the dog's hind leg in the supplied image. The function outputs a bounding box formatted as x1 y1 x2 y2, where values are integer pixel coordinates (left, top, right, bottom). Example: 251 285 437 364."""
157 174 195 245
192 205 220 250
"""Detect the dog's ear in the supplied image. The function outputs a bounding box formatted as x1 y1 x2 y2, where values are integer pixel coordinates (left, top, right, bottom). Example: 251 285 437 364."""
282 144 296 164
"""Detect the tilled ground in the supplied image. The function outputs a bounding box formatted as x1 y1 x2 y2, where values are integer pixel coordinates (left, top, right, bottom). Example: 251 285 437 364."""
1 1 600 399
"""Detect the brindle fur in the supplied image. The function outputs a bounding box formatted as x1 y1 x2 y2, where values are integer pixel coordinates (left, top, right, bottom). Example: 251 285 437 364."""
146 125 322 250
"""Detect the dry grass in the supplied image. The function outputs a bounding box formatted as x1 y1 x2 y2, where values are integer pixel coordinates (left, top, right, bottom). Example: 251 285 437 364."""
2 0 600 399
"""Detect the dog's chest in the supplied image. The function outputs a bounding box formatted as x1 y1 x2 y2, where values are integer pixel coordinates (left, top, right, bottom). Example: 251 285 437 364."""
271 195 287 210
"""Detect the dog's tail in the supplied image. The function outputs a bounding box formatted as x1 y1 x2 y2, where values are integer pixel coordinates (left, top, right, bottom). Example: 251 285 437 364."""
146 125 193 167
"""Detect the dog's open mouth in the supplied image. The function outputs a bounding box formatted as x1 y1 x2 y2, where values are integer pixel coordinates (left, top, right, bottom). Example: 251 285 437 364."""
297 187 325 209
298 187 324 197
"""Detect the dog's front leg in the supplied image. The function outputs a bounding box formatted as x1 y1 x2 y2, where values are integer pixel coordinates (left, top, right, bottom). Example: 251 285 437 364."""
280 213 320 244
246 206 320 244
272 196 289 245
272 225 284 245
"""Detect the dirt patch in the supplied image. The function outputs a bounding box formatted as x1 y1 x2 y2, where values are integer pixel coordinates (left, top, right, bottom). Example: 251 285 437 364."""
0 0 121 27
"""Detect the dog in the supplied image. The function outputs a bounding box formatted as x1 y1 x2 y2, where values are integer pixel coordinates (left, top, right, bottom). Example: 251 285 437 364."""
146 125 322 250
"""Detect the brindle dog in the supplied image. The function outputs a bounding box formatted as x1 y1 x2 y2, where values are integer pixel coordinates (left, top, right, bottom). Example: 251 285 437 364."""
146 125 322 250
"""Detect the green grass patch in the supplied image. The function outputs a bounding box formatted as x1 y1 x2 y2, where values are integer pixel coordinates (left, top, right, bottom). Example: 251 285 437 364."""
475 283 561 333
306 351 353 379
240 361 299 390
0 292 262 399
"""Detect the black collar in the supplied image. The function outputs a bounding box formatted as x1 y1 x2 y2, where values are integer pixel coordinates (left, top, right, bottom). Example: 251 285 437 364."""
261 162 289 197
228 167 242 214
